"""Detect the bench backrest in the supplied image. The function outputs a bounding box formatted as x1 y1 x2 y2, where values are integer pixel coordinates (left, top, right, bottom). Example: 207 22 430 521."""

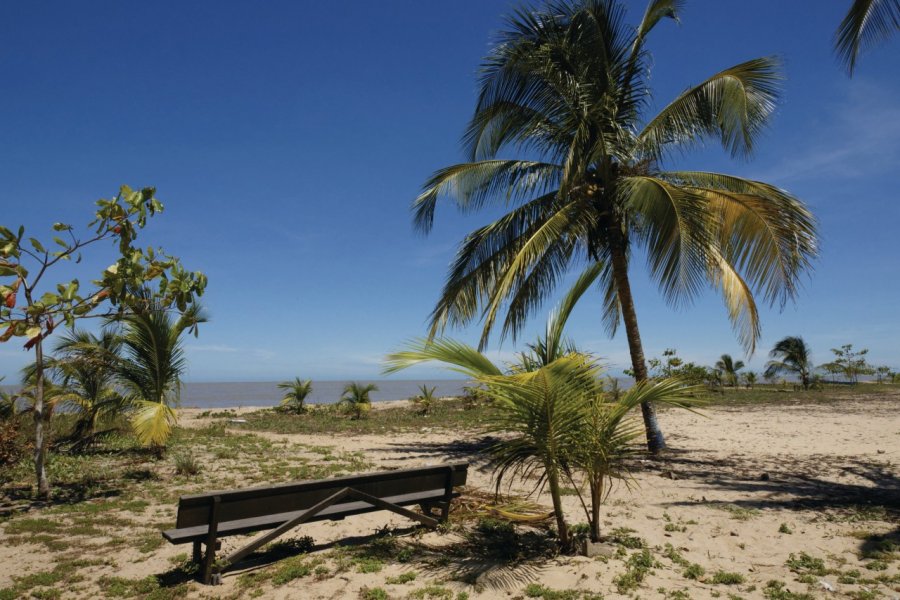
175 462 468 528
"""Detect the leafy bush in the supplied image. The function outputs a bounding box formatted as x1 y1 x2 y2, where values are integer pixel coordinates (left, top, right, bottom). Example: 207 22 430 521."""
0 419 28 467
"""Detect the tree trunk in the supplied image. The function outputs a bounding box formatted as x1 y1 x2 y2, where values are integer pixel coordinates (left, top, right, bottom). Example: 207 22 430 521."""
546 469 570 550
589 478 602 542
609 238 667 453
33 338 50 499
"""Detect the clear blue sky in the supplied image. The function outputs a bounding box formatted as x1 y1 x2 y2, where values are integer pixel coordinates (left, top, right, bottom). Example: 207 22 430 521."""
1 1 897 382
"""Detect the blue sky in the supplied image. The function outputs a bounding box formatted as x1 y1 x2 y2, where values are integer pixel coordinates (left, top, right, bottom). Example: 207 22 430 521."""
1 1 897 382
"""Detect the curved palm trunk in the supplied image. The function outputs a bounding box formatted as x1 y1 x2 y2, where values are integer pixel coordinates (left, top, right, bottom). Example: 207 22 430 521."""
609 240 667 454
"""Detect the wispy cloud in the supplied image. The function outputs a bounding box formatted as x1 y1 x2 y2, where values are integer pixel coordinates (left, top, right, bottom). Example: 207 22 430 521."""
408 241 457 268
188 344 239 353
751 80 900 185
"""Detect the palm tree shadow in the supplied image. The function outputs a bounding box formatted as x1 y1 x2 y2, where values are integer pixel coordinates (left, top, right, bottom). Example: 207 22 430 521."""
633 448 900 518
411 524 558 590
379 436 497 463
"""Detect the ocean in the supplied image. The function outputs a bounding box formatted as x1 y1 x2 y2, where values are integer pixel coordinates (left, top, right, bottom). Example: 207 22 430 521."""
177 380 472 409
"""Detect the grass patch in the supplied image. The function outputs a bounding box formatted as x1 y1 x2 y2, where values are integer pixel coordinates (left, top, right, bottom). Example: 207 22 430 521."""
785 552 827 577
711 503 760 521
711 571 745 585
762 580 814 600
524 583 604 599
386 571 417 585
614 548 658 593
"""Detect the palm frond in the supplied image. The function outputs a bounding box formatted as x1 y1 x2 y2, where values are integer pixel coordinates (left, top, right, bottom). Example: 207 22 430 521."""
636 57 782 159
413 161 562 233
621 176 711 307
835 0 900 75
130 400 177 447
707 246 761 353
383 338 503 377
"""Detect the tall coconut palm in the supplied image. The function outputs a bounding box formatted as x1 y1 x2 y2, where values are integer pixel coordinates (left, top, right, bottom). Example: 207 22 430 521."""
764 336 812 389
412 0 817 452
116 302 206 450
835 0 899 75
714 354 745 387
339 382 378 419
278 377 312 414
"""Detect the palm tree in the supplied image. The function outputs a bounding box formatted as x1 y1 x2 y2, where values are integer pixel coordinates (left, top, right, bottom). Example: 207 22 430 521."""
386 271 697 548
339 382 378 419
413 384 437 415
116 302 206 451
0 377 16 421
412 0 817 452
764 336 812 390
50 329 125 450
835 0 899 75
742 371 758 389
278 377 312 414
715 354 745 387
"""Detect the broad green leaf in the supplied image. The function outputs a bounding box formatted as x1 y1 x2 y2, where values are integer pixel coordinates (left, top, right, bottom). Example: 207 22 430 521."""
29 238 46 253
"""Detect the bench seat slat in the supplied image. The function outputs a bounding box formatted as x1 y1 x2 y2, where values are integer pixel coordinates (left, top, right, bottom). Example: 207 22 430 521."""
162 488 454 544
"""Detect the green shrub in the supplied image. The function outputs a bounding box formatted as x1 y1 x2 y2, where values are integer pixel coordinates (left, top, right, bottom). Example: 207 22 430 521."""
173 452 201 476
711 571 745 585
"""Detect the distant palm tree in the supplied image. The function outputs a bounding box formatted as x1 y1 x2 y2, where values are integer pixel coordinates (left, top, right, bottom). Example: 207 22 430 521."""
413 384 437 415
51 329 125 450
835 0 899 75
278 377 312 414
764 336 813 390
339 382 378 419
413 0 817 453
715 354 745 387
0 377 17 421
117 302 206 450
742 371 758 389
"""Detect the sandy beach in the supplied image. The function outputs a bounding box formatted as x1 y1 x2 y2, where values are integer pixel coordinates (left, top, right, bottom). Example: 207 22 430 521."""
0 389 897 599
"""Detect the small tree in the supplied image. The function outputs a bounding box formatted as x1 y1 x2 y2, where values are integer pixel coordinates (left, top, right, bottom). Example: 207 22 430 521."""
278 378 313 414
824 344 872 384
0 186 206 497
874 365 891 384
339 382 378 419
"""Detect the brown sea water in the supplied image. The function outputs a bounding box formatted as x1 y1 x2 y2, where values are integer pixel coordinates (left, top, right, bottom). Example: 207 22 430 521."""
177 380 471 409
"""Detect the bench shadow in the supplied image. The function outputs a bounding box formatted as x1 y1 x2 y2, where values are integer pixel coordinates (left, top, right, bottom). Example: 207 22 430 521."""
219 526 424 579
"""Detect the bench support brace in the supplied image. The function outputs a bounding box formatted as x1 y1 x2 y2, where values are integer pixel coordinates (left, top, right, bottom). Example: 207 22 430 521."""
210 486 443 583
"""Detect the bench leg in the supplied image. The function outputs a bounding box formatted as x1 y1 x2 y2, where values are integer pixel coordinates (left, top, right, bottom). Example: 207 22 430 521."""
201 540 218 585
192 541 202 564
201 495 222 585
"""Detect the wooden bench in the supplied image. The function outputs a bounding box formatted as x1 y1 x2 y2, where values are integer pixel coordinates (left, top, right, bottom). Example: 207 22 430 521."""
161 462 468 584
